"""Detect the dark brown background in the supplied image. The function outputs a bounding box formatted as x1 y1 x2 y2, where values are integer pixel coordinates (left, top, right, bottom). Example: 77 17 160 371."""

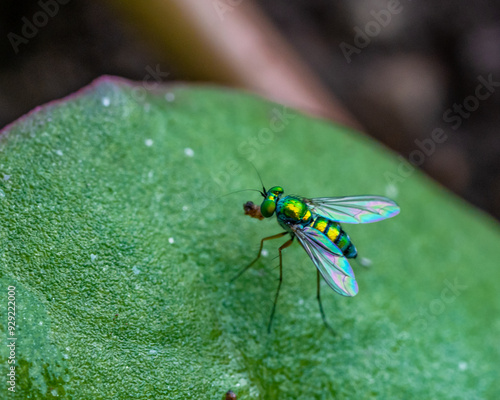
1 0 499 219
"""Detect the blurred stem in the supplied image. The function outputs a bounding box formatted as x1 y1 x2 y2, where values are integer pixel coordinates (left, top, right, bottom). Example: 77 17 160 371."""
106 0 361 129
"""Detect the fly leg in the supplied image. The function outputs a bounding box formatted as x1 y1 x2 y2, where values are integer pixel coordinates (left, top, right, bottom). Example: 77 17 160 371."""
268 236 294 333
231 232 288 282
317 269 336 335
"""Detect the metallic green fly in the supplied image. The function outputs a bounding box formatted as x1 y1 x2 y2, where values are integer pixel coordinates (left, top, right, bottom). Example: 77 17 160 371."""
235 185 400 333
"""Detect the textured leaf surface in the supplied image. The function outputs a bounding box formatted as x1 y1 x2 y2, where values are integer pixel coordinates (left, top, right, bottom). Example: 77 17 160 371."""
0 77 499 399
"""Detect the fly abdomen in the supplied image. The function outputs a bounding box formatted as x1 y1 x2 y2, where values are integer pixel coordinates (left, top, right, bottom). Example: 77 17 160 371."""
335 230 357 259
310 216 357 258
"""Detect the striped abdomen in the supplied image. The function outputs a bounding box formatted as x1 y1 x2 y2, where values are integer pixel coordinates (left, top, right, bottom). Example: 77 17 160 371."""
309 216 357 258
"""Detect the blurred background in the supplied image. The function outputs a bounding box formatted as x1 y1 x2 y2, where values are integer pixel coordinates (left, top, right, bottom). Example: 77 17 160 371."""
1 0 499 219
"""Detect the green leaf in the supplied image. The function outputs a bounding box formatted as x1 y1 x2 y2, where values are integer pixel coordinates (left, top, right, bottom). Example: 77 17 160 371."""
0 77 499 399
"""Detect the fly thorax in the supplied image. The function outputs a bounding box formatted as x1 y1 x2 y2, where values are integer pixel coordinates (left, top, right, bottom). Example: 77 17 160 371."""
277 197 312 224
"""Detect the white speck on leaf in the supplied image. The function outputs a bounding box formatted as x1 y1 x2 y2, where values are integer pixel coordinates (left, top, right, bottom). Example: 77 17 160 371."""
458 361 468 371
39 321 43 326
385 183 398 198
132 266 140 275
102 97 110 107
165 92 175 102
3 174 10 181
168 237 175 244
55 150 63 156
184 148 194 157
359 257 373 267
182 205 189 211
91 254 97 262
0 189 4 198
236 378 248 387
51 389 59 397
261 249 269 257
145 139 154 147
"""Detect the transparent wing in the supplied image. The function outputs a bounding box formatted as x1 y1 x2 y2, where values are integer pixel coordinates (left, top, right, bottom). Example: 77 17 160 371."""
292 226 358 297
303 195 400 224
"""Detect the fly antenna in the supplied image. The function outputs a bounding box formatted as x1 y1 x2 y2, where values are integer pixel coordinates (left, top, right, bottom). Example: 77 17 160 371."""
249 161 266 197
218 189 263 199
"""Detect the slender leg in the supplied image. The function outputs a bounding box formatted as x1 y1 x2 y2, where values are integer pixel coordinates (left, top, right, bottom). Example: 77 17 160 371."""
317 269 336 335
231 232 287 282
268 237 294 333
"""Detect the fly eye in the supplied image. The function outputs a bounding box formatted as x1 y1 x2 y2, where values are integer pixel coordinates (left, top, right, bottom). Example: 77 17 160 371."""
261 199 276 217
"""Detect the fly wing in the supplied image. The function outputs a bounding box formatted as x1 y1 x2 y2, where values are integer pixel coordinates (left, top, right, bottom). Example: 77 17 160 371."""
292 226 358 297
303 195 400 224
